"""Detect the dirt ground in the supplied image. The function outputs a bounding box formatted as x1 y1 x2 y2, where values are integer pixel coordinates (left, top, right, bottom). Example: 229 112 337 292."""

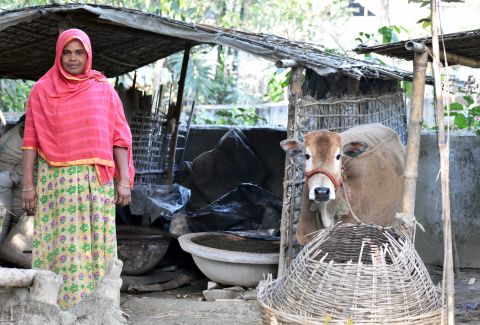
120 278 261 325
120 265 480 325
426 265 480 325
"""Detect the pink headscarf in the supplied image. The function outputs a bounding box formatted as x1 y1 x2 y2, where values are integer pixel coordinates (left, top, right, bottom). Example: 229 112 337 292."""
23 28 135 186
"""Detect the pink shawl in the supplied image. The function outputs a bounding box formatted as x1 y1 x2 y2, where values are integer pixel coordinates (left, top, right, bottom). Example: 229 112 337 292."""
23 29 135 186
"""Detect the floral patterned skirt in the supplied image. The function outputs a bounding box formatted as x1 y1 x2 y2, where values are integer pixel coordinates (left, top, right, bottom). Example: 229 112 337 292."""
32 158 117 310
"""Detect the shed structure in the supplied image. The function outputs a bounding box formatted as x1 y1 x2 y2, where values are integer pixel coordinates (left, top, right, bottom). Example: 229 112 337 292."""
354 28 480 68
0 3 420 274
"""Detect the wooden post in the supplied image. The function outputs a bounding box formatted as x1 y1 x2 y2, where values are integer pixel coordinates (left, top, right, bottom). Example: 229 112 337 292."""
278 65 303 277
166 44 192 184
400 42 428 236
431 0 454 324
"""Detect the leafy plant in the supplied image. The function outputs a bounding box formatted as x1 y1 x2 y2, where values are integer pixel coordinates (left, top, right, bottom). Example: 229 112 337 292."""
265 69 290 103
401 81 413 98
1 79 34 112
194 106 266 126
355 31 372 45
356 25 408 46
444 95 480 135
165 45 218 105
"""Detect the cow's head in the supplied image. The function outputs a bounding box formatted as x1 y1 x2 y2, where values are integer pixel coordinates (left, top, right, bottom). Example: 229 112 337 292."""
281 131 368 202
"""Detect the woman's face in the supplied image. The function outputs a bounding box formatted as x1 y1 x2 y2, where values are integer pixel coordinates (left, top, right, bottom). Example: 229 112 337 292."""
61 39 87 76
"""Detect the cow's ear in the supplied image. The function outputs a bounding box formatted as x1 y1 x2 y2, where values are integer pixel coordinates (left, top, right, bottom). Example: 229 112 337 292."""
343 141 369 158
280 138 303 156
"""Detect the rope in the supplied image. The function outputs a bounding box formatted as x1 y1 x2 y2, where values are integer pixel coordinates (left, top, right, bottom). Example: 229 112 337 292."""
340 181 363 224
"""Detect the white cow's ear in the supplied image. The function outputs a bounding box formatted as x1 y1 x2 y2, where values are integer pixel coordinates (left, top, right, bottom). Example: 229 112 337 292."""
280 138 303 156
343 141 369 158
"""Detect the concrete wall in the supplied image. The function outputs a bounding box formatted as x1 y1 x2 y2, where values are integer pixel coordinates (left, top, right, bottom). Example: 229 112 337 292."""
415 132 480 268
184 127 480 267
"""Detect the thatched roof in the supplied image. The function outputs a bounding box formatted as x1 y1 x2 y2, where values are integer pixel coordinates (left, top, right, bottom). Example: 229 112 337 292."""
0 3 418 82
354 29 480 65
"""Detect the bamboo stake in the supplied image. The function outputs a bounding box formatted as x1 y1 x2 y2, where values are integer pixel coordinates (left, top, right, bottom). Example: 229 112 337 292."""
166 44 192 184
278 65 303 277
426 46 480 68
400 43 428 237
430 1 454 324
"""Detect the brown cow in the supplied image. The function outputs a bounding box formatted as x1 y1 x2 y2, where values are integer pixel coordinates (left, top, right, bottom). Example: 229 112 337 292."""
281 123 405 245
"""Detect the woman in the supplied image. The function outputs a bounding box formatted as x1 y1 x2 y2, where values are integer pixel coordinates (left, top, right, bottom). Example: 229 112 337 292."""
22 29 134 310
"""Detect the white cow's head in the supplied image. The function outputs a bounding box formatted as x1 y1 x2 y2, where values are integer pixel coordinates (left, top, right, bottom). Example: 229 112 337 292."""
281 131 368 223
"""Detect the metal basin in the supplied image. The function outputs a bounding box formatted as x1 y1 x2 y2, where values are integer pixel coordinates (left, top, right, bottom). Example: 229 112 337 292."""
117 225 171 275
178 232 279 287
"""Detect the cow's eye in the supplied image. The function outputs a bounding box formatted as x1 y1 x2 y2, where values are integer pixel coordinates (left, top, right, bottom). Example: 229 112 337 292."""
305 153 310 160
336 154 341 160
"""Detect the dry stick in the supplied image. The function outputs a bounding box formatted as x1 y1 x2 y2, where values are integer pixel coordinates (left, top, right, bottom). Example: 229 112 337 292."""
430 1 454 324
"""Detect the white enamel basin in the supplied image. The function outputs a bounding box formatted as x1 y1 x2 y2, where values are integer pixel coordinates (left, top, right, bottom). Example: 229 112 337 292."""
178 232 279 287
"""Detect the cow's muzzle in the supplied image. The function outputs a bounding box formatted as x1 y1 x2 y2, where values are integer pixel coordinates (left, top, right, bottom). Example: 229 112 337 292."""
305 167 343 192
314 187 330 201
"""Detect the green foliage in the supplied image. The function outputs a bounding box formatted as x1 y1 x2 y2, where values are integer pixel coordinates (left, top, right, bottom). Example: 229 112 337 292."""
165 45 218 104
354 31 372 44
1 79 34 112
444 94 480 135
356 25 407 46
266 69 290 103
194 106 266 126
355 25 408 65
401 81 413 98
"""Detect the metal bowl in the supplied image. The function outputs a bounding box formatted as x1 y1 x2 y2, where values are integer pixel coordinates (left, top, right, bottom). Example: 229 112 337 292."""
117 225 171 275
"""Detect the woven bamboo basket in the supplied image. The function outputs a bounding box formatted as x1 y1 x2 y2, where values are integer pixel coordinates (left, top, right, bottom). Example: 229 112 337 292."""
257 223 443 324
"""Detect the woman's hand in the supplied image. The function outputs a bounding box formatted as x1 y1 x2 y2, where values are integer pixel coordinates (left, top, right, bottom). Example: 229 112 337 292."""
22 149 37 214
115 183 131 206
113 146 132 206
22 187 37 213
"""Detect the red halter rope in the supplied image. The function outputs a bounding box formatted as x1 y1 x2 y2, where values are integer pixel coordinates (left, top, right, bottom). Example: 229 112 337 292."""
305 167 344 192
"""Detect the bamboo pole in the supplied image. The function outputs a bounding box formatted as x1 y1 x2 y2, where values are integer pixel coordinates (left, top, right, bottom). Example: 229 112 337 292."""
275 59 298 68
400 43 428 237
166 44 192 184
278 65 303 277
427 46 480 68
430 1 454 324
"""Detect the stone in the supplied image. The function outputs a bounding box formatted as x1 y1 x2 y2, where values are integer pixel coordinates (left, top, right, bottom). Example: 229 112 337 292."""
223 286 245 292
93 258 123 307
241 289 257 301
29 270 62 306
207 281 221 290
202 289 242 301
